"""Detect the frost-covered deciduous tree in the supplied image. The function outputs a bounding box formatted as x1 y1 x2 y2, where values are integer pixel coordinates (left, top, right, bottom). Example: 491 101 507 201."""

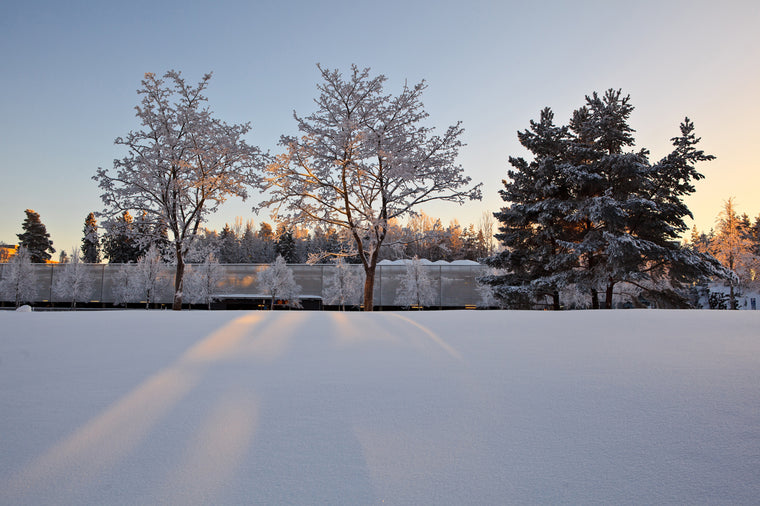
184 253 226 309
395 257 437 309
711 198 758 309
17 209 55 263
53 249 94 309
323 257 364 310
264 65 481 310
134 245 169 308
0 247 36 307
111 263 139 307
257 255 301 310
94 70 264 310
81 212 100 263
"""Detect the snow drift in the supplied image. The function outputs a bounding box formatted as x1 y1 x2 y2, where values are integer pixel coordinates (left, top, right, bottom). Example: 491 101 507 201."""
1 310 759 504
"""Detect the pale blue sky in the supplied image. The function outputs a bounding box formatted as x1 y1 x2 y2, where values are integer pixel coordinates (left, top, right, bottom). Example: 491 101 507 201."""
1 0 758 253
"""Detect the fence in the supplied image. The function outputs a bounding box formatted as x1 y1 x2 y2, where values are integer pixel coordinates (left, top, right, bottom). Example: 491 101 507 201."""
0 262 489 308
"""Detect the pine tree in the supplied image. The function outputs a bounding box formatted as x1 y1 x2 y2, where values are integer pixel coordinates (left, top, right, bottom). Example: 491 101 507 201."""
276 226 297 263
485 90 727 309
81 212 101 263
482 108 576 309
218 224 239 263
0 247 36 307
255 222 276 263
17 209 55 263
101 211 141 263
239 221 257 263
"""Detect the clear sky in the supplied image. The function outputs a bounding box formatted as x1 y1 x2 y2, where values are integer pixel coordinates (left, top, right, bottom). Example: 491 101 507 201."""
1 0 758 254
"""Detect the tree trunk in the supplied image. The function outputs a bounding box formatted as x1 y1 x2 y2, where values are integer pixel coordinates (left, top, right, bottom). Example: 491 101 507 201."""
605 282 615 309
173 249 184 311
363 265 376 311
591 288 599 309
730 284 736 310
552 291 560 311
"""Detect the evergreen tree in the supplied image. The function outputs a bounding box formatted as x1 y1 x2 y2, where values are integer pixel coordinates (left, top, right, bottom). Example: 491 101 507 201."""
17 209 55 263
276 226 297 263
255 222 276 263
239 221 257 263
482 108 575 309
485 91 727 309
81 212 101 263
101 211 141 263
218 224 239 263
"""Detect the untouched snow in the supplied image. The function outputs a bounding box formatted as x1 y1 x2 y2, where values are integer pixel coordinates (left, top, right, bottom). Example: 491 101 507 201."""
1 310 759 505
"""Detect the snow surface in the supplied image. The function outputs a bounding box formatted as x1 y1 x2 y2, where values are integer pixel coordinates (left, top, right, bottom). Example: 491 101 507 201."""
1 310 759 505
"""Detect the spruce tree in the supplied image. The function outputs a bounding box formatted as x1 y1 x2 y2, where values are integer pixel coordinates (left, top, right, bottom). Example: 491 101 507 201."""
276 226 297 263
17 209 55 263
485 90 727 309
218 224 239 263
482 108 576 309
81 212 101 263
101 211 140 263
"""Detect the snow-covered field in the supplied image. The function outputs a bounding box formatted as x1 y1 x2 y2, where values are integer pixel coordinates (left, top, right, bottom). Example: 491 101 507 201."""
1 310 759 505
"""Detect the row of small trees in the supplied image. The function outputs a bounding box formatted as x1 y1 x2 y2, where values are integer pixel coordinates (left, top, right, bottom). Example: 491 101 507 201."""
5 205 493 268
0 247 440 310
